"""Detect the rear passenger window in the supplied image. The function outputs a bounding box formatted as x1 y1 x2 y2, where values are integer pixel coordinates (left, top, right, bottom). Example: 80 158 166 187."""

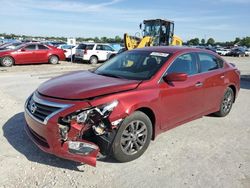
167 53 198 75
38 44 49 50
77 44 86 49
86 45 94 50
198 53 223 73
25 44 36 50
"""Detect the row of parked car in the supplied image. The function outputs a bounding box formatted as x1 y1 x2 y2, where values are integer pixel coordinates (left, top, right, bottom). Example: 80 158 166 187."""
195 45 250 57
0 41 119 67
216 47 250 57
1 40 249 67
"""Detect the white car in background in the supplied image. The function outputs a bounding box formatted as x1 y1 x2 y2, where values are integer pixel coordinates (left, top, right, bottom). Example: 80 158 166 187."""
216 48 231 56
75 43 117 64
58 44 77 60
245 48 250 56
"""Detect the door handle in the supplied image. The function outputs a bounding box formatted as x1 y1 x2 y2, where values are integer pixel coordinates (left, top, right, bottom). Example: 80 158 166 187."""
220 75 225 79
195 82 203 87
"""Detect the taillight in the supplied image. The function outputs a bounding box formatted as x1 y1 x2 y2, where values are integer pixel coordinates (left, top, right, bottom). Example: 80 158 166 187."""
83 49 87 54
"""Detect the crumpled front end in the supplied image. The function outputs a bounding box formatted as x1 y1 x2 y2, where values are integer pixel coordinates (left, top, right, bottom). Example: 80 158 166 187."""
24 92 124 167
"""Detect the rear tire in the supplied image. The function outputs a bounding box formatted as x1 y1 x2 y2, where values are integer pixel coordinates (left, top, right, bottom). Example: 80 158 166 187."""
49 55 59 64
112 111 152 162
0 56 14 67
214 87 234 117
89 56 98 64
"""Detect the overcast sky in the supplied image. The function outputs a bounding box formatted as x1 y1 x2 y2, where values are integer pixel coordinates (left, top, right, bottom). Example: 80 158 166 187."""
1 0 250 41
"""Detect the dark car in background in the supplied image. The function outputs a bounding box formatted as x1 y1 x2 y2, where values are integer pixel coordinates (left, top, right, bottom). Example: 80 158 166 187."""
0 43 65 67
227 48 246 57
24 46 240 166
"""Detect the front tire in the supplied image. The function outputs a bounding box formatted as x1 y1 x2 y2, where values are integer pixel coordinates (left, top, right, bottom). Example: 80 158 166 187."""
1 56 14 67
49 55 59 64
112 111 152 162
214 87 234 117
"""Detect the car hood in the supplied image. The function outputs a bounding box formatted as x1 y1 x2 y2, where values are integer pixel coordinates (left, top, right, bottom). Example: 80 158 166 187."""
38 70 141 100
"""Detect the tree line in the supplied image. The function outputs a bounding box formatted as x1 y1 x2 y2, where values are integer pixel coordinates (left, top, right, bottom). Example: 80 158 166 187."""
0 33 123 43
187 37 250 47
1 33 250 47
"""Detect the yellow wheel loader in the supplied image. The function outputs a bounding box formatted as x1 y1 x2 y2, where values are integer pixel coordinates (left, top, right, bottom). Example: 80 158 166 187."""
124 19 182 50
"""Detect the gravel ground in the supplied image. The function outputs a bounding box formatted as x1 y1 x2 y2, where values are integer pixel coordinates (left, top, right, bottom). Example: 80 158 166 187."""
0 57 250 188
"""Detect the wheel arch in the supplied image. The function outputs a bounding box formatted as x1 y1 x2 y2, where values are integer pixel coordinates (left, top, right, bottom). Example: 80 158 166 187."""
90 55 98 60
228 84 237 102
1 55 16 65
135 107 156 140
49 54 59 60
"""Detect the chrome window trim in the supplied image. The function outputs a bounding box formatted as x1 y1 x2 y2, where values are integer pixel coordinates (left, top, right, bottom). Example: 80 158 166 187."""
25 94 73 125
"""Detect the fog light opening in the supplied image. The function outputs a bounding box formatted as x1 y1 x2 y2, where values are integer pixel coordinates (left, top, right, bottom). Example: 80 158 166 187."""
68 141 98 155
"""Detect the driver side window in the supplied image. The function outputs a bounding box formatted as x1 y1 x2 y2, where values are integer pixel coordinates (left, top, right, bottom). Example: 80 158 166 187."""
167 53 198 75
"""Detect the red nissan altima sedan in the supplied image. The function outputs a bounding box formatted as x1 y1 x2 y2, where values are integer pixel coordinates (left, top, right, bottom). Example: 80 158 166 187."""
0 43 65 67
24 47 240 166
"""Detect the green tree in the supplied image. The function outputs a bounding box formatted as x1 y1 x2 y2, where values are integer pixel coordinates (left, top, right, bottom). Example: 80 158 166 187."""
101 37 108 43
234 37 241 44
240 37 250 47
114 35 122 43
187 38 200 45
207 38 215 45
201 38 205 45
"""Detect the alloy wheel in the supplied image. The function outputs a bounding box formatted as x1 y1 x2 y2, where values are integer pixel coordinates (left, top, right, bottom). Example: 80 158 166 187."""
120 120 148 155
2 57 13 66
222 90 233 114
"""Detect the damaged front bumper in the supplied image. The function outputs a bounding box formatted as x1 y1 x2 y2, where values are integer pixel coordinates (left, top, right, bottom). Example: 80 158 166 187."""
24 113 100 166
24 93 124 167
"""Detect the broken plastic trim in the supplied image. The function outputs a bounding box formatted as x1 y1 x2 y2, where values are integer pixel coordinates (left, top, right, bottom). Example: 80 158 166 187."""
58 100 119 142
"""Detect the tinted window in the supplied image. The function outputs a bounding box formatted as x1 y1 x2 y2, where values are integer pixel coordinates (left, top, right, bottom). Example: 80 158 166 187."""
25 44 36 50
38 44 49 50
96 45 114 51
76 44 94 50
103 45 114 51
77 44 86 49
198 53 223 73
96 45 103 50
86 44 94 50
167 53 198 75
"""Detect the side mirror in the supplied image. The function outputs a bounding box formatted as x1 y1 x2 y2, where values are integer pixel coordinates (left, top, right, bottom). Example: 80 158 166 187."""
21 48 26 52
163 72 188 82
139 23 142 30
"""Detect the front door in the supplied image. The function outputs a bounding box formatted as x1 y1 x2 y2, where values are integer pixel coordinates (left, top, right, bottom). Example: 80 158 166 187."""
159 53 205 130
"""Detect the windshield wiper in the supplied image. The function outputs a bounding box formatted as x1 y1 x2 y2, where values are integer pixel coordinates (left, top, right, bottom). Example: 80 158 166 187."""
97 73 124 79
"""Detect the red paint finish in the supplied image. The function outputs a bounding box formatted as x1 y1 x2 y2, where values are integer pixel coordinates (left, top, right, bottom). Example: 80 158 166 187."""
24 46 240 166
0 43 65 65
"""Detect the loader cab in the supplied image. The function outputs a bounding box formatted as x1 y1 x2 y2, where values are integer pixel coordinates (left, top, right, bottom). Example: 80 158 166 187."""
143 19 174 46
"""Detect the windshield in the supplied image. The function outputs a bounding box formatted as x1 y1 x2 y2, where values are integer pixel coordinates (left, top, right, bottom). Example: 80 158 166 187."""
94 51 170 80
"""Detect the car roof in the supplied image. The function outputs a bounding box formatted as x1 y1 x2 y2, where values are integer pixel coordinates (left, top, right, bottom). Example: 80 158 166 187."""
132 46 216 54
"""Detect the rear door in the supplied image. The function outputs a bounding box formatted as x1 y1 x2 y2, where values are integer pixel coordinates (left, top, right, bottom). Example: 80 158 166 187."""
15 44 37 64
75 44 86 59
159 53 205 130
196 52 226 113
35 44 50 63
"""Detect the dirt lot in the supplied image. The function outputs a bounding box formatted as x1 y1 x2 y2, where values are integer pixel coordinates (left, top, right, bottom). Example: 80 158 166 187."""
0 57 250 188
